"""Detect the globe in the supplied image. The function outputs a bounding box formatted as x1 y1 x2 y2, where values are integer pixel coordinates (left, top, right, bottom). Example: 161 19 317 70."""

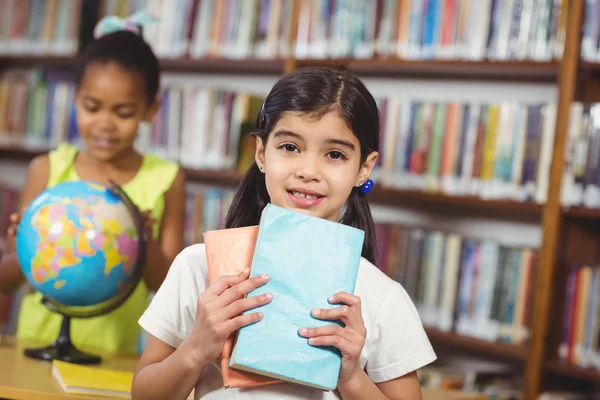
15 180 146 364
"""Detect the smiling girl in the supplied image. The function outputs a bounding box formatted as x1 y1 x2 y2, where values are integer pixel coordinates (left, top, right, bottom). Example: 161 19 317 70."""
132 66 436 400
0 13 186 355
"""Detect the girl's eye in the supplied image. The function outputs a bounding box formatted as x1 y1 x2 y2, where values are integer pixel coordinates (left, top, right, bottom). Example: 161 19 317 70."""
279 143 299 152
117 113 134 119
327 151 347 160
84 105 98 113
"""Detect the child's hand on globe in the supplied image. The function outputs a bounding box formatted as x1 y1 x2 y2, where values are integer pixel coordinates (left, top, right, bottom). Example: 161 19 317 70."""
140 210 156 239
6 212 20 236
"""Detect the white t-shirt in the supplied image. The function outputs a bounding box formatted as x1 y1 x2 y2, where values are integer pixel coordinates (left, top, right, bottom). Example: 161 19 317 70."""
139 244 437 400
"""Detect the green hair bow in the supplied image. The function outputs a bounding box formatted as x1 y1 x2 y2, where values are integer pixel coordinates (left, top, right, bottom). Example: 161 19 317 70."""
93 10 159 39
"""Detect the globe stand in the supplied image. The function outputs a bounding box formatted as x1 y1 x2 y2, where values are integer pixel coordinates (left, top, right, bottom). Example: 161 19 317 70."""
24 313 101 364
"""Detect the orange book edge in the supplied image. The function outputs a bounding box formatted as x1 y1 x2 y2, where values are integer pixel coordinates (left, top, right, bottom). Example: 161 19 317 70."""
204 226 280 389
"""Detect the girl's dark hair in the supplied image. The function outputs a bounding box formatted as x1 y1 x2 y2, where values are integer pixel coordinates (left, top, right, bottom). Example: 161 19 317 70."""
75 30 160 105
225 66 380 265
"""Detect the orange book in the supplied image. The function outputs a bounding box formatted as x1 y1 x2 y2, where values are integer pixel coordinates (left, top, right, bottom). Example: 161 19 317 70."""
203 226 280 389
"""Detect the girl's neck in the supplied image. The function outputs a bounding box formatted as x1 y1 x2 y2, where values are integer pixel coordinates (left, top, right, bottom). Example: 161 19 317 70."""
78 147 142 172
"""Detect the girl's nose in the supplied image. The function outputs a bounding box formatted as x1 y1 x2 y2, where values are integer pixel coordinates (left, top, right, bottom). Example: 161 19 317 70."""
295 157 322 182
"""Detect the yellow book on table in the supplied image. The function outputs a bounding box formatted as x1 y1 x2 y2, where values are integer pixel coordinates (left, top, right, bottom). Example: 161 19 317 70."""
51 360 133 398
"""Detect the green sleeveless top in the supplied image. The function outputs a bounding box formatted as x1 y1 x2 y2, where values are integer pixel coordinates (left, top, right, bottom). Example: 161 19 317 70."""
16 143 179 355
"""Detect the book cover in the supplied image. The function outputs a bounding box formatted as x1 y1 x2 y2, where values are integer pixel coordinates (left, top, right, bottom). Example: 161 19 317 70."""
203 226 280 389
229 204 365 391
51 360 132 398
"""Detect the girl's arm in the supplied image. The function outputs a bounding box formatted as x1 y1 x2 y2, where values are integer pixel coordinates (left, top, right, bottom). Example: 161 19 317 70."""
0 156 49 292
131 335 206 400
132 270 273 400
143 169 186 291
337 370 423 400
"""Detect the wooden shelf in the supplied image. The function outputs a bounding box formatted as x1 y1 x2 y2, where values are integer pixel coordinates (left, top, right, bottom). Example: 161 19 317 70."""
295 58 560 82
0 55 286 75
425 327 528 362
544 361 600 383
371 186 542 221
562 206 600 219
0 55 562 81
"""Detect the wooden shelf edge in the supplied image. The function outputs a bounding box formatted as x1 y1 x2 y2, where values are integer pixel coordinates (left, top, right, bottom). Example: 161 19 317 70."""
562 206 600 219
544 360 600 383
0 55 286 75
295 58 560 82
425 327 528 361
0 55 561 81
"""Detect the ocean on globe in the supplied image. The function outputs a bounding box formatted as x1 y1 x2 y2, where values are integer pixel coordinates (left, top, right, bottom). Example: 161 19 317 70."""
16 181 140 308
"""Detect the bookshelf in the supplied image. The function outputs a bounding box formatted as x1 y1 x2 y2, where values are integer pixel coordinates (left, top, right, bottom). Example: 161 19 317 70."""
1 0 600 399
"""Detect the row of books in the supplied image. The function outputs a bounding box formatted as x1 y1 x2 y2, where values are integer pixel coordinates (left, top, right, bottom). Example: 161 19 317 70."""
375 223 537 345
0 0 586 64
0 67 562 205
295 0 567 62
375 99 557 204
558 265 600 371
0 0 83 56
561 103 600 208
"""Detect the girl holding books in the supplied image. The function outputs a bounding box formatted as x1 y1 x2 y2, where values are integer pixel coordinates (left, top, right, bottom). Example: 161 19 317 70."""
0 12 186 355
134 66 436 399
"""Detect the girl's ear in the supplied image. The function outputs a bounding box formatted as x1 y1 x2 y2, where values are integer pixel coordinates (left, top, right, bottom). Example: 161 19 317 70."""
255 136 266 172
142 95 161 122
355 151 379 187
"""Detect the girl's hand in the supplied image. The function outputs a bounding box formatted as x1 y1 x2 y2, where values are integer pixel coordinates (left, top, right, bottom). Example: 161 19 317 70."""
184 268 273 366
140 210 156 239
6 212 20 236
298 292 367 385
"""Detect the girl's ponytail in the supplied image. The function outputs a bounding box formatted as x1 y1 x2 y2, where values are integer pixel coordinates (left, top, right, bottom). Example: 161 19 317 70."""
224 162 270 229
340 190 377 265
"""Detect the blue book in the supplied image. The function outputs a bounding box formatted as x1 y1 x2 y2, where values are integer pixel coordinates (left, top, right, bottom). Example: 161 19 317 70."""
229 204 365 391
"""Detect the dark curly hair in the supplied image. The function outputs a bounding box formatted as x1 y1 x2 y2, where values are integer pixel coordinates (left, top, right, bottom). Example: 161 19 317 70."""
75 30 160 105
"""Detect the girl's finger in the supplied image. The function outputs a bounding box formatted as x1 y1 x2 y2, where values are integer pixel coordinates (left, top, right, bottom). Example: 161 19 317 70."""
211 273 270 309
216 292 273 321
205 269 251 297
298 324 354 342
329 292 361 308
311 306 361 328
306 334 357 354
221 311 264 336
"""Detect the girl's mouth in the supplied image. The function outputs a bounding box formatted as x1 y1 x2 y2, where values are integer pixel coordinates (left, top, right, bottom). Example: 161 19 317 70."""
287 190 325 208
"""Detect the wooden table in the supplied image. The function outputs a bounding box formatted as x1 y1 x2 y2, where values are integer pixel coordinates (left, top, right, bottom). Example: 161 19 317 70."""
0 337 138 400
0 337 486 400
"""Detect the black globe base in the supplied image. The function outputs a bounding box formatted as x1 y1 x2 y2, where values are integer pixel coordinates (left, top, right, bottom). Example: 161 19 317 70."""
23 314 101 365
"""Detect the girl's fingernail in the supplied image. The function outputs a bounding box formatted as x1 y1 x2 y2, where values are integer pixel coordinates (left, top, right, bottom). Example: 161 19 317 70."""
308 338 316 344
328 296 335 302
260 273 269 280
264 293 273 300
299 328 308 335
242 268 250 274
313 309 321 316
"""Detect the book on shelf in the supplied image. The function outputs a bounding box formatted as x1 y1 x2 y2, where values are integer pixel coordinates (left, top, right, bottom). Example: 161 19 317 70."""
229 204 364 391
581 0 600 63
203 225 280 389
561 102 600 209
558 265 600 371
376 222 537 345
184 188 234 247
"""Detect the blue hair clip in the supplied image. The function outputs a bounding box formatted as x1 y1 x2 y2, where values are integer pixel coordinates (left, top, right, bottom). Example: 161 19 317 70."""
94 10 159 39
359 178 374 194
